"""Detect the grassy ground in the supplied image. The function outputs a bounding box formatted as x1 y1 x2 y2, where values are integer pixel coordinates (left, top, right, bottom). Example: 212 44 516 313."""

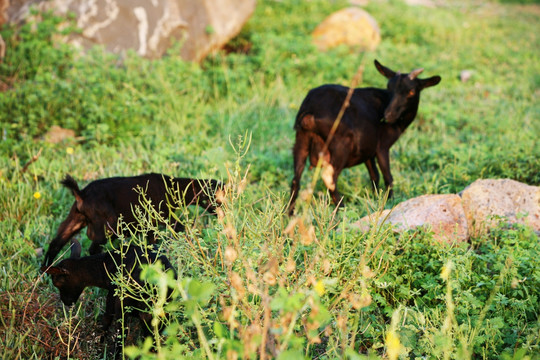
0 0 539 359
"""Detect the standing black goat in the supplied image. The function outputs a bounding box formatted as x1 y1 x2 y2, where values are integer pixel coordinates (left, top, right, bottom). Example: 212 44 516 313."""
42 241 176 353
289 60 441 214
42 173 221 267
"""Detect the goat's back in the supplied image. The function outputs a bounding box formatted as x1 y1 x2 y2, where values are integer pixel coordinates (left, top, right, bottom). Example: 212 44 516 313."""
168 177 221 208
295 85 391 131
81 174 218 213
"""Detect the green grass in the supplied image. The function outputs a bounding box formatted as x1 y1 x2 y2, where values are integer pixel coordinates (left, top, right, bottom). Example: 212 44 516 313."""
0 0 539 358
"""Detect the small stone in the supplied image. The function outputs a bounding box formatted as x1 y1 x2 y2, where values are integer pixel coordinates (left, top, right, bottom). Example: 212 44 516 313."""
44 125 75 144
460 70 473 83
405 0 436 7
349 0 369 6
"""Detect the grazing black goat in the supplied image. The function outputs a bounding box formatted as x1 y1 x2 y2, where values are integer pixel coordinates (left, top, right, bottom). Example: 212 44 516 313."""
42 173 221 267
42 241 176 353
289 59 441 214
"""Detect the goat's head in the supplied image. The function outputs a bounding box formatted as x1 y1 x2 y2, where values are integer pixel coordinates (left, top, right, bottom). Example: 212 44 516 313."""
41 241 85 306
184 178 224 214
374 60 441 124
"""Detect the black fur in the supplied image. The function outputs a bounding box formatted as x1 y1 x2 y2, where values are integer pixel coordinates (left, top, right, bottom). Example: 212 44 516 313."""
289 60 441 214
43 173 221 267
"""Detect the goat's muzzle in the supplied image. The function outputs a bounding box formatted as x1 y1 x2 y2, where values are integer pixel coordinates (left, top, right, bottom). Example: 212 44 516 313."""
60 295 77 307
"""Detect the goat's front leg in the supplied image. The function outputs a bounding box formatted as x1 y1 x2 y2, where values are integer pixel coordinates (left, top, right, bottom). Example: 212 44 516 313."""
138 312 154 340
102 292 116 333
102 293 124 359
376 149 394 198
42 204 86 268
172 222 186 233
364 157 380 191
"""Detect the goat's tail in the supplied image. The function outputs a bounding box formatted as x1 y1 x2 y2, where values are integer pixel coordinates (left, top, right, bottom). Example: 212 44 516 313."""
61 175 81 194
295 112 316 131
61 175 84 209
293 111 306 130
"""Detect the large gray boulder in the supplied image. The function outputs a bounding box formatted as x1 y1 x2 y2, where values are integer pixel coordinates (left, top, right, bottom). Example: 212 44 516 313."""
353 194 468 244
1 0 8 59
461 179 540 236
4 0 256 61
352 179 539 244
0 0 7 25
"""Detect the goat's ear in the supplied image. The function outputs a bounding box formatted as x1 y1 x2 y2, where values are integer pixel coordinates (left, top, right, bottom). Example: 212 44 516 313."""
374 60 396 79
420 75 441 89
44 266 69 276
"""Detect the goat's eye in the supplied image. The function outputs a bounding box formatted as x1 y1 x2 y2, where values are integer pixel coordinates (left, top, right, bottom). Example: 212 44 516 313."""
408 90 415 97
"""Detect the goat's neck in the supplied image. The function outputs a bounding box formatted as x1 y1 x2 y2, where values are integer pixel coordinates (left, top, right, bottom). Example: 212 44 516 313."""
374 89 393 114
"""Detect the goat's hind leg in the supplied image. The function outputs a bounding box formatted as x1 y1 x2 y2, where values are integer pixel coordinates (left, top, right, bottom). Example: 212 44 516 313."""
289 130 311 215
323 142 351 207
323 163 345 207
42 204 86 268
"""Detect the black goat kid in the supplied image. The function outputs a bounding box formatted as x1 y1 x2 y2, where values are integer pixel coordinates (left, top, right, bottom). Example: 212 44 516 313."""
289 60 441 214
42 173 221 267
42 242 176 349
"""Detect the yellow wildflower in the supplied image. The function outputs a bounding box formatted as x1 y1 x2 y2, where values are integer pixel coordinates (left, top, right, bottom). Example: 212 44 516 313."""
385 330 402 360
441 261 453 281
314 279 325 296
33 192 41 199
66 147 74 155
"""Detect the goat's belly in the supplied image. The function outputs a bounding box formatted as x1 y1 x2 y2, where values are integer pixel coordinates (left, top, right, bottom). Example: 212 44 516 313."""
346 147 376 168
308 148 331 168
346 158 365 168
